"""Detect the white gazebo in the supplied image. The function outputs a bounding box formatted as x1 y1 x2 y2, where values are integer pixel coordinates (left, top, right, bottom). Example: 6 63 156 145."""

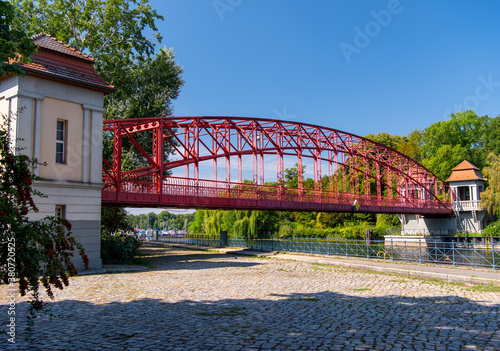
446 160 487 233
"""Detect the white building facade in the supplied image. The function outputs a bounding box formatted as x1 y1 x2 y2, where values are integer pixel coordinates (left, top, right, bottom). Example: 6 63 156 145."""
0 34 115 269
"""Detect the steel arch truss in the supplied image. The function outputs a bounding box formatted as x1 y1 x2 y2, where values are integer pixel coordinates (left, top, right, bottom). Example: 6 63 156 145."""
102 116 453 216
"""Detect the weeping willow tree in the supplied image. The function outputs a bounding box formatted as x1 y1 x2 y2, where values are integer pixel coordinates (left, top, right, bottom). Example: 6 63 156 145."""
192 209 260 239
233 211 259 239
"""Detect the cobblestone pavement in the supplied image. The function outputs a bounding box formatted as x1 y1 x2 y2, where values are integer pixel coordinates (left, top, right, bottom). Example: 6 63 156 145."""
2 244 500 350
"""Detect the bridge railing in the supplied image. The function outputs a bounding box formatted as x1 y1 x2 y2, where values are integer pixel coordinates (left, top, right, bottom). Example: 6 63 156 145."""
103 176 451 212
159 235 499 270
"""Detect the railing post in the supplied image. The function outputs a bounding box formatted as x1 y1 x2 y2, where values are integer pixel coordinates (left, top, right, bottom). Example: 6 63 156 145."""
419 239 422 264
452 240 456 268
367 238 369 260
391 238 394 262
472 240 475 267
492 242 496 270
311 237 313 254
327 237 330 256
404 240 407 263
346 237 348 258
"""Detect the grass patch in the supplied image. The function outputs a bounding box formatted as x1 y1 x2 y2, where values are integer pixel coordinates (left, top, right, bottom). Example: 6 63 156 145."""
471 283 500 292
311 262 332 268
248 255 272 260
352 288 371 291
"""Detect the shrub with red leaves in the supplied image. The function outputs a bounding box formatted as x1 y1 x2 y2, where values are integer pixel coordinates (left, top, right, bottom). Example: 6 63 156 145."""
0 127 89 319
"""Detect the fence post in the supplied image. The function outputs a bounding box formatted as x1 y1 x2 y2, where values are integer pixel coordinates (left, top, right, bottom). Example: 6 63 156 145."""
492 242 496 271
327 237 330 256
311 237 313 254
404 240 407 263
419 239 422 264
472 240 475 267
367 238 370 260
346 237 348 258
452 240 456 268
391 238 394 262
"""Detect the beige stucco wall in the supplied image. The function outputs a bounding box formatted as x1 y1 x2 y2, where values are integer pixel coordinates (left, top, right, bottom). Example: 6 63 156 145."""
0 74 106 269
39 97 83 181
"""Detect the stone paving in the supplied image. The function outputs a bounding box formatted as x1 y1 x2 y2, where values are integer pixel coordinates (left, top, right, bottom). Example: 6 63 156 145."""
1 243 500 350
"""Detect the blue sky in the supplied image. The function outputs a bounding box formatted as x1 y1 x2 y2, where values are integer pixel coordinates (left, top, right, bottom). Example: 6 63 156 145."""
146 0 500 138
128 0 500 216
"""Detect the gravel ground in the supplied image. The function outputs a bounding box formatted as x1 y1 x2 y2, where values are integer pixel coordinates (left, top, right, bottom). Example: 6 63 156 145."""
1 243 500 350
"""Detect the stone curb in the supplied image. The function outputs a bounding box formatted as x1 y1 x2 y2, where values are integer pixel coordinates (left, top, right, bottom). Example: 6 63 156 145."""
156 242 500 286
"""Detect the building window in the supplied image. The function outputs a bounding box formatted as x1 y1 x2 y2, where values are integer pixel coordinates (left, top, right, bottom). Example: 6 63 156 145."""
56 120 66 163
55 205 66 220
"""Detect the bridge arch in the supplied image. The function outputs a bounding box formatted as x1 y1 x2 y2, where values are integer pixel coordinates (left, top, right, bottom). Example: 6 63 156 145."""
102 116 452 216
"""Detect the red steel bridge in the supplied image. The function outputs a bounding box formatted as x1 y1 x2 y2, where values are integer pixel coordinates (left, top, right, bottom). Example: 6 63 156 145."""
102 116 453 216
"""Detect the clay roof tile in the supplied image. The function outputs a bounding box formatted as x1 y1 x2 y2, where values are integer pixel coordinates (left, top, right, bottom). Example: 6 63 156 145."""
446 160 486 182
7 33 114 93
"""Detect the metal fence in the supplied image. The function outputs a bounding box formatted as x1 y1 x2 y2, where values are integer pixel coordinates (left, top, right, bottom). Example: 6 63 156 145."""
159 235 499 270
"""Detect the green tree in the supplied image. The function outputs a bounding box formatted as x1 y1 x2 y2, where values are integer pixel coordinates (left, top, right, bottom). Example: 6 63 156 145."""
13 0 162 69
0 0 37 76
14 0 184 169
481 153 500 217
366 131 422 161
420 110 489 179
101 207 131 235
147 212 158 229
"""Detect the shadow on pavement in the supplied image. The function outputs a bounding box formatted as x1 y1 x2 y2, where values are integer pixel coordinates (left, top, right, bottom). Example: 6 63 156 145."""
4 290 499 350
137 244 262 271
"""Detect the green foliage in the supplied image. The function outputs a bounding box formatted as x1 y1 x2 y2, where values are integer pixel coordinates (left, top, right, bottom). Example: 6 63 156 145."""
128 210 194 231
367 111 500 182
0 0 37 76
14 0 163 64
101 234 141 264
14 0 184 170
366 131 422 162
481 219 500 237
481 153 500 217
189 207 397 239
190 210 205 233
376 213 401 227
420 110 491 179
0 125 88 316
104 48 183 120
101 207 131 235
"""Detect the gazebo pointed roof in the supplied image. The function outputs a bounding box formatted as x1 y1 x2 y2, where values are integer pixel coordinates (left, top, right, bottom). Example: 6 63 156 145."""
446 160 486 182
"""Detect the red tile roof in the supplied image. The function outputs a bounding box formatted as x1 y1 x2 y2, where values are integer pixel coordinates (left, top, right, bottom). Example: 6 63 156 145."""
32 33 94 62
10 33 115 94
446 160 486 182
